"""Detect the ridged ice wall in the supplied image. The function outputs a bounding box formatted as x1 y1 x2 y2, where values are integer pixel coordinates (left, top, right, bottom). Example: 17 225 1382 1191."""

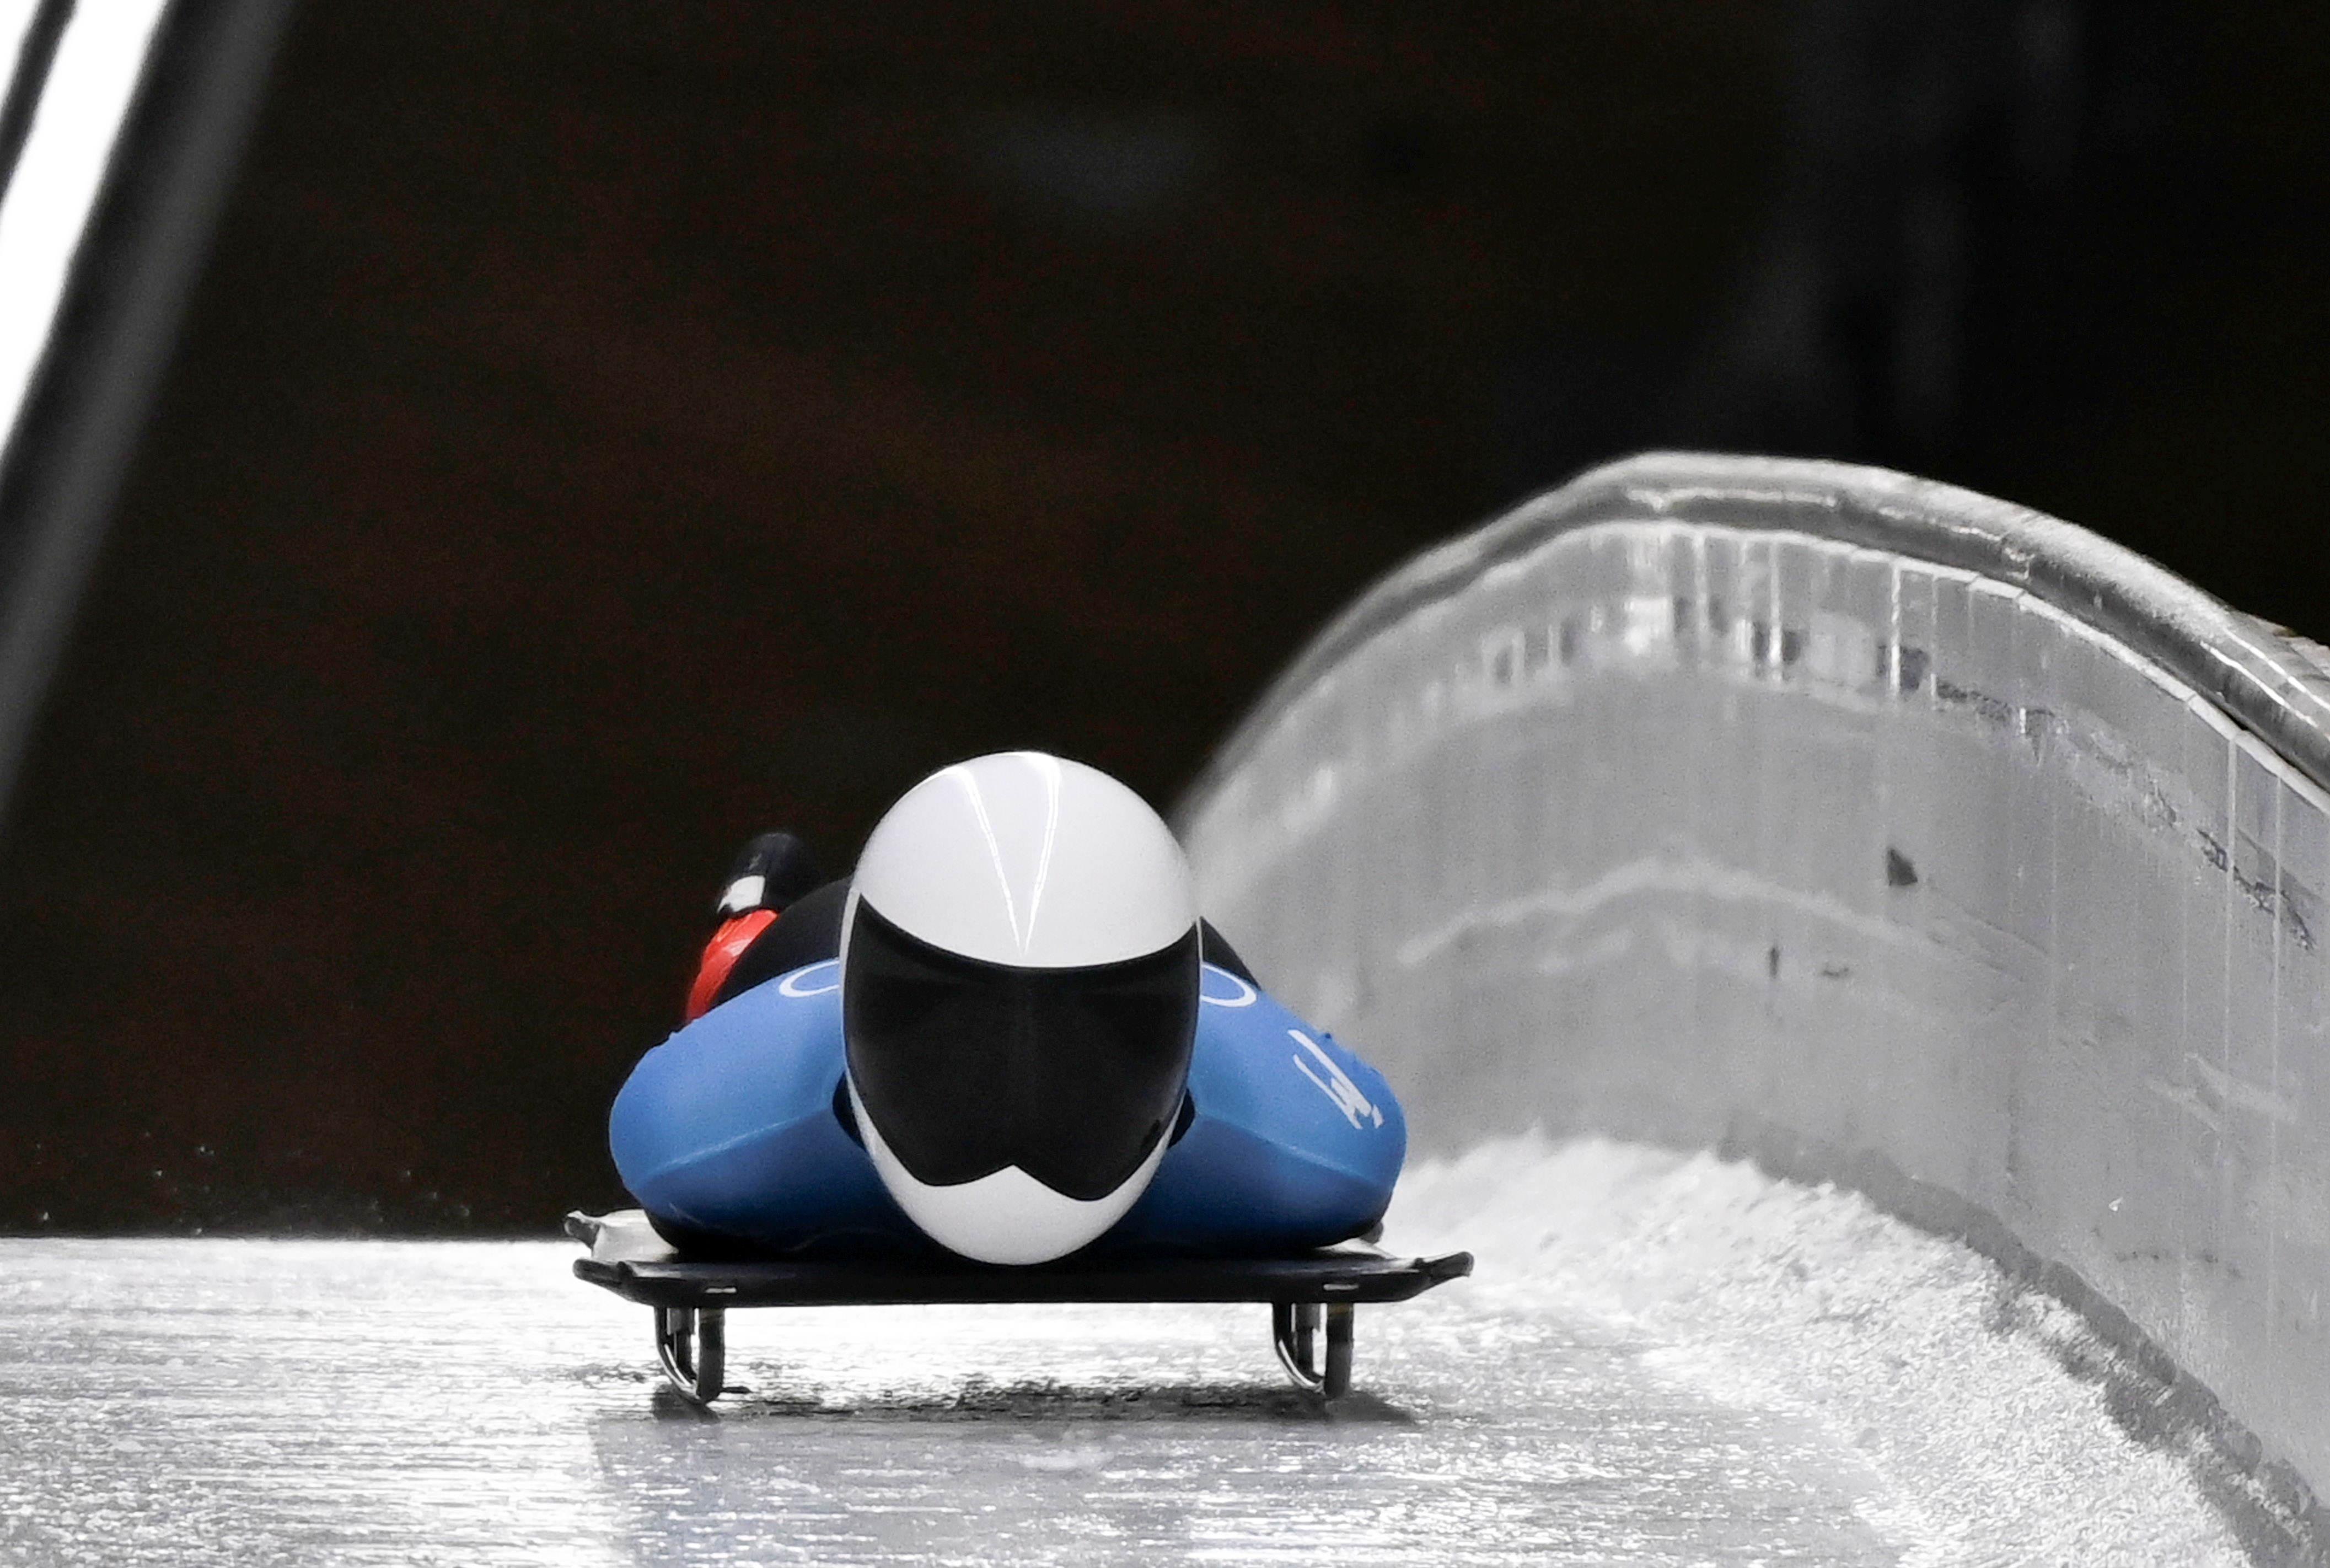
1180 453 2330 1543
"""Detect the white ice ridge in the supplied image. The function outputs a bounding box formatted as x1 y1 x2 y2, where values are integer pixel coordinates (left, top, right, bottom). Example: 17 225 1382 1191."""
1381 1132 2243 1567
0 0 174 460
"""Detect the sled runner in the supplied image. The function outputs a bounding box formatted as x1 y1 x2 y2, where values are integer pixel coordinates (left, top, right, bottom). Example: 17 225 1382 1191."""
567 1209 1472 1405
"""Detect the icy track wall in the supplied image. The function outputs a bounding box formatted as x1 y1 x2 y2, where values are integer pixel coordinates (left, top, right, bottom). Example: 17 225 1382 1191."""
1179 453 2330 1540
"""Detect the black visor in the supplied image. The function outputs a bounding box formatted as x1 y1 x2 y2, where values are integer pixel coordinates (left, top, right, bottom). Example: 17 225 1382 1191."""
844 898 1199 1201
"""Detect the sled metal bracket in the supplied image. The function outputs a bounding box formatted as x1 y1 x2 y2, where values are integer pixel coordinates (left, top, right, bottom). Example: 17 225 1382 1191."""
1270 1299 1356 1398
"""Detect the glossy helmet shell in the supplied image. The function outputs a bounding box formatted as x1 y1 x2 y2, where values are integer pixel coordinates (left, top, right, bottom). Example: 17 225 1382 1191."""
841 751 1199 1264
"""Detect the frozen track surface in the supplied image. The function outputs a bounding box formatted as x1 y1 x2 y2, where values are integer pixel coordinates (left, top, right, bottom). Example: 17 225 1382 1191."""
0 1140 2241 1566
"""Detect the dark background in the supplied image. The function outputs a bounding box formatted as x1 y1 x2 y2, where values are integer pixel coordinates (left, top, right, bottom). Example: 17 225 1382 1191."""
1 1 2322 1231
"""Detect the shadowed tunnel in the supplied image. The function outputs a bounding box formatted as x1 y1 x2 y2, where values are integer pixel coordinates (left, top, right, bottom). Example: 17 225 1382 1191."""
3 0 2327 1238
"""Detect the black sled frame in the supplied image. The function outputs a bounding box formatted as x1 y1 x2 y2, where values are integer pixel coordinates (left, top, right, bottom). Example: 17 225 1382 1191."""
566 1211 1471 1405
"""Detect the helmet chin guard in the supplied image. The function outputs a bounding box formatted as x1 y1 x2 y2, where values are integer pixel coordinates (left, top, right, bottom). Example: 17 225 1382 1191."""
847 1078 1172 1265
842 751 1200 1263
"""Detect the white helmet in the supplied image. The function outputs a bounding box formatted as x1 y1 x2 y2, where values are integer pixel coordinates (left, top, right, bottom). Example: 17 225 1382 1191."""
841 751 1199 1265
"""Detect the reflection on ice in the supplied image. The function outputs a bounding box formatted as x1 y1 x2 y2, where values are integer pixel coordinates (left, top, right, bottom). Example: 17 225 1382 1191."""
0 1239 629 1567
0 1136 2244 1565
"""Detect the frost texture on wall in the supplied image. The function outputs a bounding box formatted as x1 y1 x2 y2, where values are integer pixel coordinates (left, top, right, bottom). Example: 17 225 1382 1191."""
1182 454 2330 1514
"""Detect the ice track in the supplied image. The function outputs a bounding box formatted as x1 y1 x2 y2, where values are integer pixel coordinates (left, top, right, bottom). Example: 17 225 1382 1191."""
0 1136 2237 1566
